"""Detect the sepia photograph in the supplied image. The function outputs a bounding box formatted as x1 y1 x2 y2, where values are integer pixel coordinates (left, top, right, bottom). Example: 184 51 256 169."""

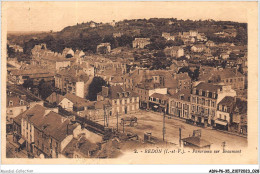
1 1 258 167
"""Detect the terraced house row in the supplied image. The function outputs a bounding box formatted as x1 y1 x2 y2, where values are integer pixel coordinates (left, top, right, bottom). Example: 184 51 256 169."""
168 82 247 135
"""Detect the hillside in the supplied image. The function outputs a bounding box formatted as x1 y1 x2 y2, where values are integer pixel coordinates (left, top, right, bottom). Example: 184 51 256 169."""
7 18 247 55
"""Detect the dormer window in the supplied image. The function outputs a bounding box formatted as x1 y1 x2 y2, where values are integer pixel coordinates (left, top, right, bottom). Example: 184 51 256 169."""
9 101 13 107
20 100 24 105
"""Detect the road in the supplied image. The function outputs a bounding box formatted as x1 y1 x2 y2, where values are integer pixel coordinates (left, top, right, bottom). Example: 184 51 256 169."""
97 110 247 150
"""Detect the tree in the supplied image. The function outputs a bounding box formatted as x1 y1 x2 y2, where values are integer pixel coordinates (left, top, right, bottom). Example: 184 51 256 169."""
193 67 200 81
38 79 55 100
7 44 15 58
23 78 34 89
87 77 109 101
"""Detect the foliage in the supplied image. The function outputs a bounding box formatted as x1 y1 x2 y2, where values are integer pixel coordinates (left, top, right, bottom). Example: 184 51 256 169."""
38 79 55 100
87 77 109 101
178 66 200 81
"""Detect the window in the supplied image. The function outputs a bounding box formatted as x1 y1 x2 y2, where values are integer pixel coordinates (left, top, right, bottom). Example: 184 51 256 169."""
224 115 227 120
219 114 222 119
212 101 215 107
9 101 13 106
9 109 13 114
20 100 24 105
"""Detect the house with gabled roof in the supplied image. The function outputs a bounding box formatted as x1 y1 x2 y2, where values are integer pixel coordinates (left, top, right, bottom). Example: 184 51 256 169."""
17 104 81 158
97 85 139 116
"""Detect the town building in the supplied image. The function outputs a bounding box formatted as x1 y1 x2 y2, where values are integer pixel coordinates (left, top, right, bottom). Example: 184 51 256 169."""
113 32 123 38
18 104 81 158
97 43 111 54
135 82 167 109
149 93 169 113
58 93 89 113
55 67 90 98
190 82 236 127
164 46 184 58
7 84 44 130
205 40 216 47
132 38 150 49
216 96 247 134
97 86 139 116
191 44 207 52
162 32 175 41
170 60 188 73
199 68 245 90
31 44 75 72
62 48 75 58
9 68 55 85
168 89 191 119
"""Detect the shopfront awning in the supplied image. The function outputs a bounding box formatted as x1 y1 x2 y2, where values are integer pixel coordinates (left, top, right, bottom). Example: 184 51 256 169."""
215 119 228 126
18 138 25 145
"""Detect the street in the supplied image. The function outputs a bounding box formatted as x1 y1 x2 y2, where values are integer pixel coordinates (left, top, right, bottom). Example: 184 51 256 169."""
97 110 247 150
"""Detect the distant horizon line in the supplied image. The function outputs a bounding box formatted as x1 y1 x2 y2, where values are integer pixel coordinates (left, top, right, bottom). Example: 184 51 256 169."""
7 18 247 33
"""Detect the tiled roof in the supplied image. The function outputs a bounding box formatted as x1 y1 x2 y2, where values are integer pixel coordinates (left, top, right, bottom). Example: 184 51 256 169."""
20 104 78 142
195 82 221 93
108 85 139 99
218 96 235 107
175 73 190 80
7 96 28 107
170 89 191 102
150 93 169 101
13 113 23 125
111 76 124 83
199 68 244 81
7 84 42 103
63 93 89 106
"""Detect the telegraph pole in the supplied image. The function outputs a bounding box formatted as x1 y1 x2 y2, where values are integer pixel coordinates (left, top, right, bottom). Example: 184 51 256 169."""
117 112 119 132
122 120 125 133
222 141 226 151
179 128 182 147
163 108 166 142
106 106 109 127
103 105 106 127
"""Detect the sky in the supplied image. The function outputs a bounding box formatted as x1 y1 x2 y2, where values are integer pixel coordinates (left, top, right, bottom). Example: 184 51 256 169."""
3 1 250 32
